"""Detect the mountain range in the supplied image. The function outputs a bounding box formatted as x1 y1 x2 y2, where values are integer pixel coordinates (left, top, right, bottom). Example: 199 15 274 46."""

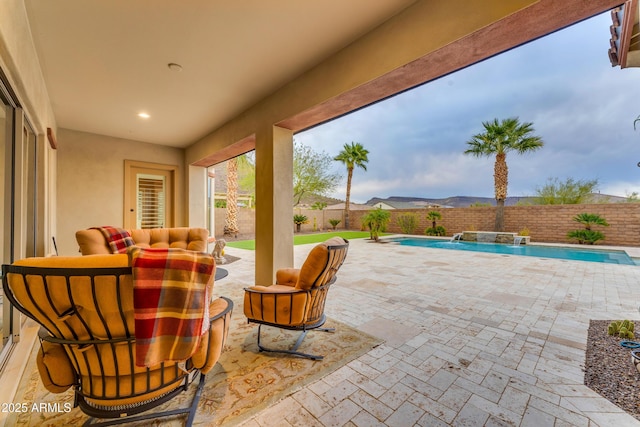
365 193 627 208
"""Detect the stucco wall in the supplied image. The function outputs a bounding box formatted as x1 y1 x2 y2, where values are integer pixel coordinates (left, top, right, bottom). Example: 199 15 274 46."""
0 0 56 134
0 0 58 259
347 204 640 247
56 128 185 255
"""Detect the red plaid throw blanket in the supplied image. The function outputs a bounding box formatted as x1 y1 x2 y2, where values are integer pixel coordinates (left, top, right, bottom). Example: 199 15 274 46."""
128 247 215 367
92 226 135 253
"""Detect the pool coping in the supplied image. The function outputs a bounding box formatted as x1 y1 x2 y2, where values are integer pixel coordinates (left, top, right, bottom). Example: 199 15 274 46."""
381 234 640 263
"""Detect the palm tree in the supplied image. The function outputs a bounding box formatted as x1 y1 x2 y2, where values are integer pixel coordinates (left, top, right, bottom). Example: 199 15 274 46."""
224 154 254 237
334 142 369 229
425 210 445 236
224 157 239 236
464 117 543 231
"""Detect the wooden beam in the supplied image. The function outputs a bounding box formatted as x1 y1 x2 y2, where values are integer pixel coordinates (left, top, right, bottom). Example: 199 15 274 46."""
46 127 57 149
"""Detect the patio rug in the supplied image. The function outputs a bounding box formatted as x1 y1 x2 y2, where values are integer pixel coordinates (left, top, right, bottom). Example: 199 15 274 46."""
8 306 381 426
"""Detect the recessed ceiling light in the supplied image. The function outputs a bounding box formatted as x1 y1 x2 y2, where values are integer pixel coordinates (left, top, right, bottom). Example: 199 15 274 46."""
168 63 183 72
138 112 150 119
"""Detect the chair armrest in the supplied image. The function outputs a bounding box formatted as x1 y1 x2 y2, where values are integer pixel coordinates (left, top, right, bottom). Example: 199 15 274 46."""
276 268 300 287
208 295 234 321
191 296 233 374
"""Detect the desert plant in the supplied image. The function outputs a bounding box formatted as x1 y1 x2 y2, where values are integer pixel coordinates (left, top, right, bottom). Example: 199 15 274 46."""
293 214 308 232
608 320 635 340
533 177 598 205
572 213 609 230
567 229 605 245
567 213 609 244
294 142 341 206
396 213 418 234
464 117 544 231
626 192 640 203
519 227 530 236
334 142 369 229
362 208 390 241
425 211 446 236
328 218 341 230
426 225 446 236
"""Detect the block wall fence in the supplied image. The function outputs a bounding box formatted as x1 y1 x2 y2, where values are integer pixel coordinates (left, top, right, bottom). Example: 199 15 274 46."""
215 204 640 247
347 204 640 247
214 207 343 236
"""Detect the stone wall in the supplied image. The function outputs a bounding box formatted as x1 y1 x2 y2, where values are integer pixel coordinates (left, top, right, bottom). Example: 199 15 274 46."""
344 204 640 247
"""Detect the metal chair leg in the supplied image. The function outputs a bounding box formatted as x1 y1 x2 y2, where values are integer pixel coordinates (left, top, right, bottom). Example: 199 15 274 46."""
256 324 334 361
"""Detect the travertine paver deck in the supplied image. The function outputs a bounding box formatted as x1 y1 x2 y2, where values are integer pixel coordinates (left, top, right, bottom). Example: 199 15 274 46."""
215 237 640 427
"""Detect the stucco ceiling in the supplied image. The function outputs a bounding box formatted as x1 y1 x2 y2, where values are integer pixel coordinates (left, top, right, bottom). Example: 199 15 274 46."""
23 0 417 147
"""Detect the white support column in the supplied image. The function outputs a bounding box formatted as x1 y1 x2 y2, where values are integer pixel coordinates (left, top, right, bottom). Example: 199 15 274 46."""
187 164 208 229
254 125 293 285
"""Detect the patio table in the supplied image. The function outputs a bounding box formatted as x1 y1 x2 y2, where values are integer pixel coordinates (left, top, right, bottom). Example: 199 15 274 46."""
215 268 228 281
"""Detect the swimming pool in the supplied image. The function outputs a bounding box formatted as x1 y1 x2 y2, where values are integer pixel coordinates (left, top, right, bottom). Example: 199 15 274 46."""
387 237 638 265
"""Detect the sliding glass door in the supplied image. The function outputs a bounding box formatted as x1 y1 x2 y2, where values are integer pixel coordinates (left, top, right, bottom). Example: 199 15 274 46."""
0 96 14 359
0 81 39 364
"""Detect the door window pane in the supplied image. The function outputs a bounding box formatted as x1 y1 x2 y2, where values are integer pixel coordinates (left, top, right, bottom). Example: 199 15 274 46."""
137 174 166 229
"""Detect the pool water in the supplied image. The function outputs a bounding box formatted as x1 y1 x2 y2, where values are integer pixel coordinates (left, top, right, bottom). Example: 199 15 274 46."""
388 237 638 265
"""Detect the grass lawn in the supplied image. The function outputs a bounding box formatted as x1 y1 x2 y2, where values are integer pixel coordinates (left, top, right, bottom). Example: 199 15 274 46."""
225 231 378 250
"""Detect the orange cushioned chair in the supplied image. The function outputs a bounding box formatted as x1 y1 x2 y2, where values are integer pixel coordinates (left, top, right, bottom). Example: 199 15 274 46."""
243 237 349 360
2 254 232 426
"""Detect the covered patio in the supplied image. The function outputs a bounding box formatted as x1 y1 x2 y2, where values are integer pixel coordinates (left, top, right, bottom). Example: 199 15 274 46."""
5 239 640 425
2 0 640 425
226 239 640 426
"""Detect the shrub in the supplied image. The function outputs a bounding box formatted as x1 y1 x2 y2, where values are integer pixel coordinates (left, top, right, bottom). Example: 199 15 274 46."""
567 229 605 245
425 225 446 236
328 218 341 230
519 227 530 236
293 214 308 232
608 320 635 340
567 212 608 244
362 208 391 241
396 213 418 234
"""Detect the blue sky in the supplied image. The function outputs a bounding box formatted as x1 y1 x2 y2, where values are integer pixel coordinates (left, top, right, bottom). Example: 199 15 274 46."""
295 11 640 204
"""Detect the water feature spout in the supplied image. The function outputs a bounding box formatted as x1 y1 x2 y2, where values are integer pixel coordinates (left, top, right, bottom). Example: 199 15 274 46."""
513 236 525 246
450 233 462 242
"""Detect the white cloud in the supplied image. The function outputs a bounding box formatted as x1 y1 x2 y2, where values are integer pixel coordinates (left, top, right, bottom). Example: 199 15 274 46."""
600 180 640 198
